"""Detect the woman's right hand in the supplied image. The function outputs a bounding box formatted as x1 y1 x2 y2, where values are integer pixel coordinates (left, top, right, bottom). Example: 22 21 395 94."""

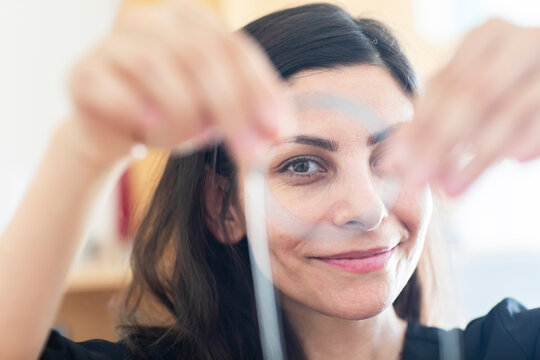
69 0 287 168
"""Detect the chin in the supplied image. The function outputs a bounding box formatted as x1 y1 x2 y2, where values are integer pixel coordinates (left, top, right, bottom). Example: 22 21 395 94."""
319 281 398 320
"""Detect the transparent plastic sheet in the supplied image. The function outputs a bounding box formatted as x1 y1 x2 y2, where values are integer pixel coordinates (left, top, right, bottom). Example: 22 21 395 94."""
243 93 464 360
259 93 403 244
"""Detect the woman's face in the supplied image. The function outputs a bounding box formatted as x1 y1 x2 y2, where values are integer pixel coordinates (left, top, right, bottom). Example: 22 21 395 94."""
237 64 432 320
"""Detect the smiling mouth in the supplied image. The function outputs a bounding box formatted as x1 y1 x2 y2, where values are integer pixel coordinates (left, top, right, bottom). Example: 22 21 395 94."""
311 245 397 273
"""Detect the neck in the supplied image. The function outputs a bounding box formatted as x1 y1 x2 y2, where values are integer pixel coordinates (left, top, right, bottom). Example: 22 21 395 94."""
282 297 407 360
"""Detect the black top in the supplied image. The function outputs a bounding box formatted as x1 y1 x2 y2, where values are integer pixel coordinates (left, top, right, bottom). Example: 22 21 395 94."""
40 298 540 360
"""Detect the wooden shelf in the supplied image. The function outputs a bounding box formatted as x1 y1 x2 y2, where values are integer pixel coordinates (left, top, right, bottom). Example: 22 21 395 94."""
66 241 133 293
67 262 132 293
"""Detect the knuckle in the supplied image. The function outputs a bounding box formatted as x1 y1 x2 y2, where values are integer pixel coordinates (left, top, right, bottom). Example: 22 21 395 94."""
464 77 491 105
101 36 132 67
208 90 242 127
483 17 506 30
116 6 149 29
69 62 85 91
126 49 161 76
431 68 451 90
215 84 240 112
233 36 278 91
234 31 260 54
182 44 212 73
526 28 540 47
69 59 96 99
219 33 240 58
433 71 461 101
534 27 540 39
468 17 507 41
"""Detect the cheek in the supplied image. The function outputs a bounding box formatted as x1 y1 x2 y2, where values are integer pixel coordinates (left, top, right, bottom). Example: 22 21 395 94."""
266 224 307 276
268 225 329 304
391 184 433 280
393 184 433 246
242 172 433 319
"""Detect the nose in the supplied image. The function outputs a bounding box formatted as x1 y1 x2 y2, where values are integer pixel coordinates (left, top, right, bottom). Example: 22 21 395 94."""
330 171 389 232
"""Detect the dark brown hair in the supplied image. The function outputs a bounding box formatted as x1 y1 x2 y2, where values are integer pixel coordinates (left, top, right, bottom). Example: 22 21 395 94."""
116 3 439 359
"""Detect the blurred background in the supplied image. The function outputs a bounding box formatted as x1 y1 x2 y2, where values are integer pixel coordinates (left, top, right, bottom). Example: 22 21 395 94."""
1 0 539 342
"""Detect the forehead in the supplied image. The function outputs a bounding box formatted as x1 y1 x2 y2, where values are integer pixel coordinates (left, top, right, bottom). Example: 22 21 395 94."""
288 64 414 127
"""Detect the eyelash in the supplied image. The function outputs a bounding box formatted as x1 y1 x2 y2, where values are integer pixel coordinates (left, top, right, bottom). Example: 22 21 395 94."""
370 143 390 172
278 155 328 178
277 144 390 181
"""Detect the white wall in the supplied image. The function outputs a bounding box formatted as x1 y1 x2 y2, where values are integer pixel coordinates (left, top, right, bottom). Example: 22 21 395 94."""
412 0 540 325
414 0 540 42
0 1 122 235
2 0 540 328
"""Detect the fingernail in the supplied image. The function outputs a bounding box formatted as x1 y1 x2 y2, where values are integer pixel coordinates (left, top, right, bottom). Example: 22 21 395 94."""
230 129 265 163
396 137 415 162
172 138 200 156
139 106 159 127
444 175 465 196
513 144 536 163
200 126 223 144
380 146 402 175
389 142 410 171
257 103 279 137
411 163 435 186
172 127 223 156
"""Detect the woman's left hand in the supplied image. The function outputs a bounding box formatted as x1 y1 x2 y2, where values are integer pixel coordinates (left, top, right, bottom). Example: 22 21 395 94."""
394 18 540 196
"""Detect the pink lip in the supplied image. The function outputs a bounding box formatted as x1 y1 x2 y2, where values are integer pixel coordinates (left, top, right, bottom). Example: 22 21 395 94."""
313 246 396 273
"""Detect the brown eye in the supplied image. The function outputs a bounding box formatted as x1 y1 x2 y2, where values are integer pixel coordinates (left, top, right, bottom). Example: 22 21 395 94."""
278 155 328 179
287 158 324 175
292 160 313 173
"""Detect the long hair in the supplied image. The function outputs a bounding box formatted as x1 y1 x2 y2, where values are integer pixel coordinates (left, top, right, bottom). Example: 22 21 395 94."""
115 3 439 359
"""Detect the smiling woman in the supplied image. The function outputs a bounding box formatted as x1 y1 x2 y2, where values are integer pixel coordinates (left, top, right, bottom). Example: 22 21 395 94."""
109 4 440 359
41 3 440 359
2 1 540 360
233 65 435 359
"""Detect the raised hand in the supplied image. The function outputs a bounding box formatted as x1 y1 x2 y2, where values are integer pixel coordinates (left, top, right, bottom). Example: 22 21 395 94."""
69 0 287 168
393 18 540 195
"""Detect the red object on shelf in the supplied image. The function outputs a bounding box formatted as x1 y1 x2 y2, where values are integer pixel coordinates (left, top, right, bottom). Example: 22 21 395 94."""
118 169 131 242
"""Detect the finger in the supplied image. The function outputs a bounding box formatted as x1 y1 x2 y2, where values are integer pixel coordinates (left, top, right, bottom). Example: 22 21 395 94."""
69 55 149 141
171 126 223 155
116 0 225 35
439 120 507 196
433 140 474 181
160 14 287 146
153 20 285 139
102 34 204 146
508 113 540 163
405 93 481 185
177 35 267 161
123 12 285 156
408 27 540 183
437 18 510 85
113 10 222 148
442 71 540 194
169 0 226 33
226 32 287 137
470 69 540 163
408 19 506 143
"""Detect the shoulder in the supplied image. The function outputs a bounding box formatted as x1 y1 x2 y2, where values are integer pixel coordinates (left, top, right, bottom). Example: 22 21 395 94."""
39 328 178 360
402 298 540 360
462 298 540 359
39 329 128 359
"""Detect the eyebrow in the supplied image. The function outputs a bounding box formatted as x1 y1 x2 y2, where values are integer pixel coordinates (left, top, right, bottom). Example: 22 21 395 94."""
278 124 403 151
367 124 402 146
285 135 339 151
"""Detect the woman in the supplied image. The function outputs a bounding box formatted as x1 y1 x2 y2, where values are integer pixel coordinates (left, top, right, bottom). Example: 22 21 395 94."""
2 2 539 360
